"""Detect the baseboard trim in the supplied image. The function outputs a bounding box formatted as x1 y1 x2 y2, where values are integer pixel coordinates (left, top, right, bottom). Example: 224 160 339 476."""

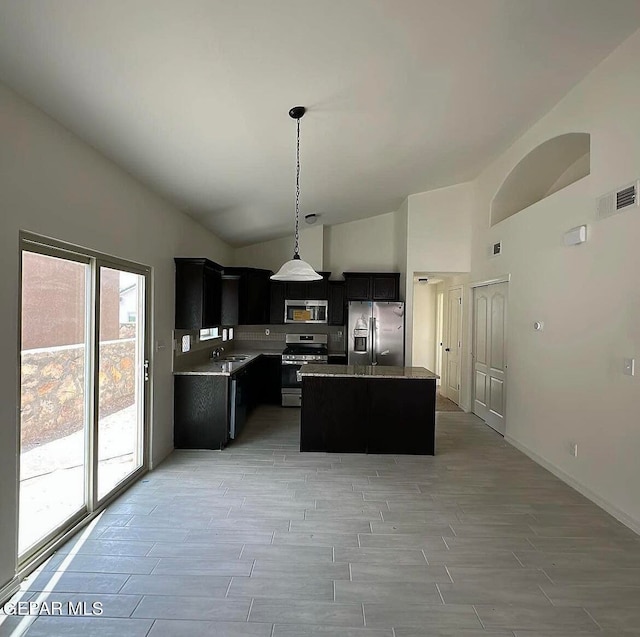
0 575 20 608
505 434 640 536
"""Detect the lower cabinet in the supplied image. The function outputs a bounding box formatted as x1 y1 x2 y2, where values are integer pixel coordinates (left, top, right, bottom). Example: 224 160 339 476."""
301 377 435 454
174 355 282 449
174 375 229 450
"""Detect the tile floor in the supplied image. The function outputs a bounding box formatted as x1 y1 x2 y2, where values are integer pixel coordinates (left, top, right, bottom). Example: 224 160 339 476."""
2 406 640 636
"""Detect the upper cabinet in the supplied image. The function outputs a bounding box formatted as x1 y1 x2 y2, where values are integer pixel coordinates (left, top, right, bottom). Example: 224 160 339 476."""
269 281 286 325
175 258 223 329
284 273 330 301
222 267 272 325
343 272 400 302
328 280 346 326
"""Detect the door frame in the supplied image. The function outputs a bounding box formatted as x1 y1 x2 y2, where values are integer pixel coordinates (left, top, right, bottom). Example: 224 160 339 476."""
470 275 510 434
17 231 152 572
443 285 463 404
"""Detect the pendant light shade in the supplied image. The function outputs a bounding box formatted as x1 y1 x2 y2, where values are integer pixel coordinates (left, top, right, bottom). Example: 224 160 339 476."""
271 254 322 281
271 106 322 282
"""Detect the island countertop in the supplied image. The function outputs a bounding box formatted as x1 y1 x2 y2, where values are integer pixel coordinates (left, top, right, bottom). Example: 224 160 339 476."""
299 364 439 380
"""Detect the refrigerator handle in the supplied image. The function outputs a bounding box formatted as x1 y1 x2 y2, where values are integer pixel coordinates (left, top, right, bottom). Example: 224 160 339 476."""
371 316 377 365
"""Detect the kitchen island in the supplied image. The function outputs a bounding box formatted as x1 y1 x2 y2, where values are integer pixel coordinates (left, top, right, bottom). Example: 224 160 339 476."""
299 364 438 454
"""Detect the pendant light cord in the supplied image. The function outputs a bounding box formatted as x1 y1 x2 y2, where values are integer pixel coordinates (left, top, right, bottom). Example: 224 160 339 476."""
294 117 301 258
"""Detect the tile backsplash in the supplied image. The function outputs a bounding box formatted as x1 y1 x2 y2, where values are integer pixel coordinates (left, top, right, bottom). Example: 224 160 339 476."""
173 324 345 371
234 324 345 353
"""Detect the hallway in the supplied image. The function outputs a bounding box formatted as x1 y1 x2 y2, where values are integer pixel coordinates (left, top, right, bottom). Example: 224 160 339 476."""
2 407 640 636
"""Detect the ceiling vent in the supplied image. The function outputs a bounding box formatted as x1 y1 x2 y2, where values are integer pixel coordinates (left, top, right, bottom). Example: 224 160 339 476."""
597 180 639 220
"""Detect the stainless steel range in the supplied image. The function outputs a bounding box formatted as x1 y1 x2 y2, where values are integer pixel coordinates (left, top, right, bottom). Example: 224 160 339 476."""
281 333 328 407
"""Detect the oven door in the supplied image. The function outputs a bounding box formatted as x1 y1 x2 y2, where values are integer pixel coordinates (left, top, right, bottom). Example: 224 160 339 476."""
281 360 305 407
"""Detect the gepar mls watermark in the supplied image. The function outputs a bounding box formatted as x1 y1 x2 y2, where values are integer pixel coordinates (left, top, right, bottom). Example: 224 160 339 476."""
2 601 103 616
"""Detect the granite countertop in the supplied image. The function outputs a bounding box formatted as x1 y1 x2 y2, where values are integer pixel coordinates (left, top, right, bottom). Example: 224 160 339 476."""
299 364 439 380
173 350 282 377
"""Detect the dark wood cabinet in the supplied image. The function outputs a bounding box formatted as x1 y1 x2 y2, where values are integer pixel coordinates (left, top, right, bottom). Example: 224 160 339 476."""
344 274 371 301
285 280 309 300
328 281 346 326
284 272 330 301
343 272 400 301
301 376 435 455
221 274 241 326
175 258 223 329
174 354 283 449
372 274 401 301
367 379 434 454
174 375 229 449
301 378 367 452
222 267 272 325
269 281 286 325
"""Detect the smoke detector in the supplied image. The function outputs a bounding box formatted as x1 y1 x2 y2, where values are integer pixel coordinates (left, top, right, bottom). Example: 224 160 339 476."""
304 213 319 224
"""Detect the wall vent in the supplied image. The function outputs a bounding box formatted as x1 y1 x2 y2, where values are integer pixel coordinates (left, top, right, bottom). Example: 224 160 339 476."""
597 180 639 219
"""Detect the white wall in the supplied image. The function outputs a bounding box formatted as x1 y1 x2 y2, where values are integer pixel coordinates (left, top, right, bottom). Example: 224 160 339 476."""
412 281 437 371
471 28 640 531
0 83 232 597
234 211 405 281
234 225 324 272
404 183 473 364
323 212 398 276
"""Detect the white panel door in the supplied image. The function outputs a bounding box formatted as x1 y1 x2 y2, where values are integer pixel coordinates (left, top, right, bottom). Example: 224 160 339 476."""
444 286 463 405
473 282 508 435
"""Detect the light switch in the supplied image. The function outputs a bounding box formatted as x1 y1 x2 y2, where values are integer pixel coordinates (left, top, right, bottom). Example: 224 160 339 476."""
623 358 635 376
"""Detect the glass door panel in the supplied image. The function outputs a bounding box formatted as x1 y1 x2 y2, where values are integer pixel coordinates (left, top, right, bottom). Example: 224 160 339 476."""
19 251 89 555
97 267 146 500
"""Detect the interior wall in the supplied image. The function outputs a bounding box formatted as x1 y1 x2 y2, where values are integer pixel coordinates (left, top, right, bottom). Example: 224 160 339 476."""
411 281 437 372
234 210 402 282
393 202 409 275
404 183 473 365
233 225 324 272
0 83 232 598
471 28 640 531
322 211 398 277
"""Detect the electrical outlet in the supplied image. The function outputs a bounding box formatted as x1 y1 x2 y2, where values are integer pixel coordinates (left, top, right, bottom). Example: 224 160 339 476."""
568 442 578 457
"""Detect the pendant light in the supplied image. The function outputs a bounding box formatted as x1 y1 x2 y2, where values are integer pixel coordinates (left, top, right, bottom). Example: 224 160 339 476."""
271 106 322 281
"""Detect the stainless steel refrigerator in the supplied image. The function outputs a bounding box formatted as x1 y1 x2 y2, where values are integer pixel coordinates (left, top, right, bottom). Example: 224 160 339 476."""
347 301 405 366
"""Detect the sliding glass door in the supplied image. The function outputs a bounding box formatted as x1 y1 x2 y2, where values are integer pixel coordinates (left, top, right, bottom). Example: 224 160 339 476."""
19 238 150 563
19 250 91 555
97 266 146 501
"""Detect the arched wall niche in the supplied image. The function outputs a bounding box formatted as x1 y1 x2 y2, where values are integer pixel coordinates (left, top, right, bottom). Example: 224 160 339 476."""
490 133 590 226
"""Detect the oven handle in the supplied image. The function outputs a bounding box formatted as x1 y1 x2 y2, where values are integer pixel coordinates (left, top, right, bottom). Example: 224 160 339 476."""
282 360 308 366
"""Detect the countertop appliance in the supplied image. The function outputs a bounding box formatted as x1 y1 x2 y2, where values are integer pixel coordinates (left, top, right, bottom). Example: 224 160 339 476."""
347 301 405 366
284 300 328 324
281 333 328 407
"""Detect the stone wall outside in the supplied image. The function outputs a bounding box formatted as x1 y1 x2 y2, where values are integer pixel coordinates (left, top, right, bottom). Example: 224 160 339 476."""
21 339 136 449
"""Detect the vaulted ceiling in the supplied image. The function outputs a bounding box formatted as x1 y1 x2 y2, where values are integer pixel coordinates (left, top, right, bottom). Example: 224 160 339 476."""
1 0 639 246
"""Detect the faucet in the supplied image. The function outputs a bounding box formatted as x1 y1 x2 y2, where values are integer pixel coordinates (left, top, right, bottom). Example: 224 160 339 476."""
210 346 225 360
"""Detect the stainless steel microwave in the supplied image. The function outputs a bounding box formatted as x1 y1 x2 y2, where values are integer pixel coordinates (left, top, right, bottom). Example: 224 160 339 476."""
284 300 328 324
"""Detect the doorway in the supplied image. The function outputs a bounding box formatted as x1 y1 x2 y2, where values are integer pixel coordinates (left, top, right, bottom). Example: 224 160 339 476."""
18 236 150 564
443 286 463 405
472 281 508 435
411 274 467 409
